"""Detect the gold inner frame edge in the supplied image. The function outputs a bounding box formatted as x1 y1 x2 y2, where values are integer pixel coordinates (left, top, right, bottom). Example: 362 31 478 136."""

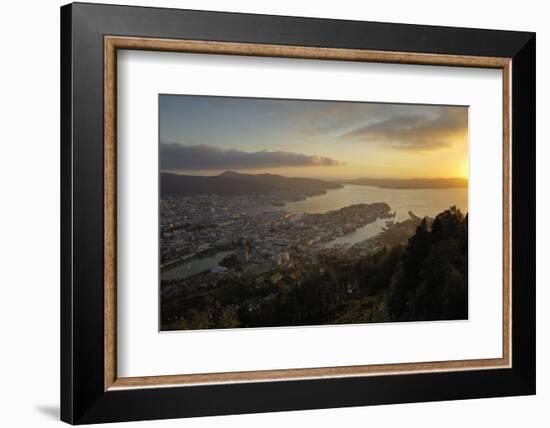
104 36 512 391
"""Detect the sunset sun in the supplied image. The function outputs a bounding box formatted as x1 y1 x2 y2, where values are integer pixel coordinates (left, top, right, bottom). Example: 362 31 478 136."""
457 159 469 179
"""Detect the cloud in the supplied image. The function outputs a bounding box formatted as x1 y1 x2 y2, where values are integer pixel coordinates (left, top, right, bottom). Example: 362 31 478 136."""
160 143 345 170
340 107 467 151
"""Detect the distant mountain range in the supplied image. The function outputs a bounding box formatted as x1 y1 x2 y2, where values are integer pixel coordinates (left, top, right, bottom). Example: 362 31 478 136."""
161 171 468 197
161 171 343 197
340 177 468 189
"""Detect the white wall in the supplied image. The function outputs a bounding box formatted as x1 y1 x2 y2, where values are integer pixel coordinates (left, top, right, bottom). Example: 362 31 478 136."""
0 0 546 426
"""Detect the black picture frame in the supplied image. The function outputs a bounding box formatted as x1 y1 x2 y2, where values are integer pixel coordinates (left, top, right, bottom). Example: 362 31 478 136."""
61 2 535 424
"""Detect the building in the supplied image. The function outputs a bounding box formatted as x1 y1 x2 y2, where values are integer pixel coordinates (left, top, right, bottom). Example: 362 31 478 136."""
236 247 249 264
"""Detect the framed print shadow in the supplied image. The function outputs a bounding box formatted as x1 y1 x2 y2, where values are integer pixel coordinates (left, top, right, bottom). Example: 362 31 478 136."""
60 2 536 425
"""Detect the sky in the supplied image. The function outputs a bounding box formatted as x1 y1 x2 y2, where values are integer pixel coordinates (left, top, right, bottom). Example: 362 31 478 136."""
159 94 468 180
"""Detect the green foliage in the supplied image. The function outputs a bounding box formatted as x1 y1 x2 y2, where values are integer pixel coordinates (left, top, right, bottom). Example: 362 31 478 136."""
170 309 212 330
216 306 241 329
387 206 468 321
355 246 402 295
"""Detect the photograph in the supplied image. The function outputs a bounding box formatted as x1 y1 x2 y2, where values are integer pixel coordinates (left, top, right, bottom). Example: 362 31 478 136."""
159 95 469 331
52 2 536 424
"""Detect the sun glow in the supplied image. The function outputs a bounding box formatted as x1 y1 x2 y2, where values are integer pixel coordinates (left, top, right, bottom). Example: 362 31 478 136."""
457 159 469 179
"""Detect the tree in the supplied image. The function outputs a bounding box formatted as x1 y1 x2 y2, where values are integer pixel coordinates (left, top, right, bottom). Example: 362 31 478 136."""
387 207 468 321
217 306 241 328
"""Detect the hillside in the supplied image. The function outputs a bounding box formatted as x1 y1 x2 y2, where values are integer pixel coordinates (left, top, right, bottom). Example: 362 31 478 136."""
340 177 468 189
219 171 342 194
161 171 343 197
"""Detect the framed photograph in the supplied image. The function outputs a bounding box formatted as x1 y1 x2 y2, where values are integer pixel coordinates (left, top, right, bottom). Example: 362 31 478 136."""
61 2 536 424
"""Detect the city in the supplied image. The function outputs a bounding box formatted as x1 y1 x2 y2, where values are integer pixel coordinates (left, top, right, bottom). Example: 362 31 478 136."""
160 191 427 329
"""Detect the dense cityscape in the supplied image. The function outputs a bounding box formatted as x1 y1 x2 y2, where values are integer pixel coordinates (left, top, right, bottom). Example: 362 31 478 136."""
159 187 446 330
161 193 394 272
